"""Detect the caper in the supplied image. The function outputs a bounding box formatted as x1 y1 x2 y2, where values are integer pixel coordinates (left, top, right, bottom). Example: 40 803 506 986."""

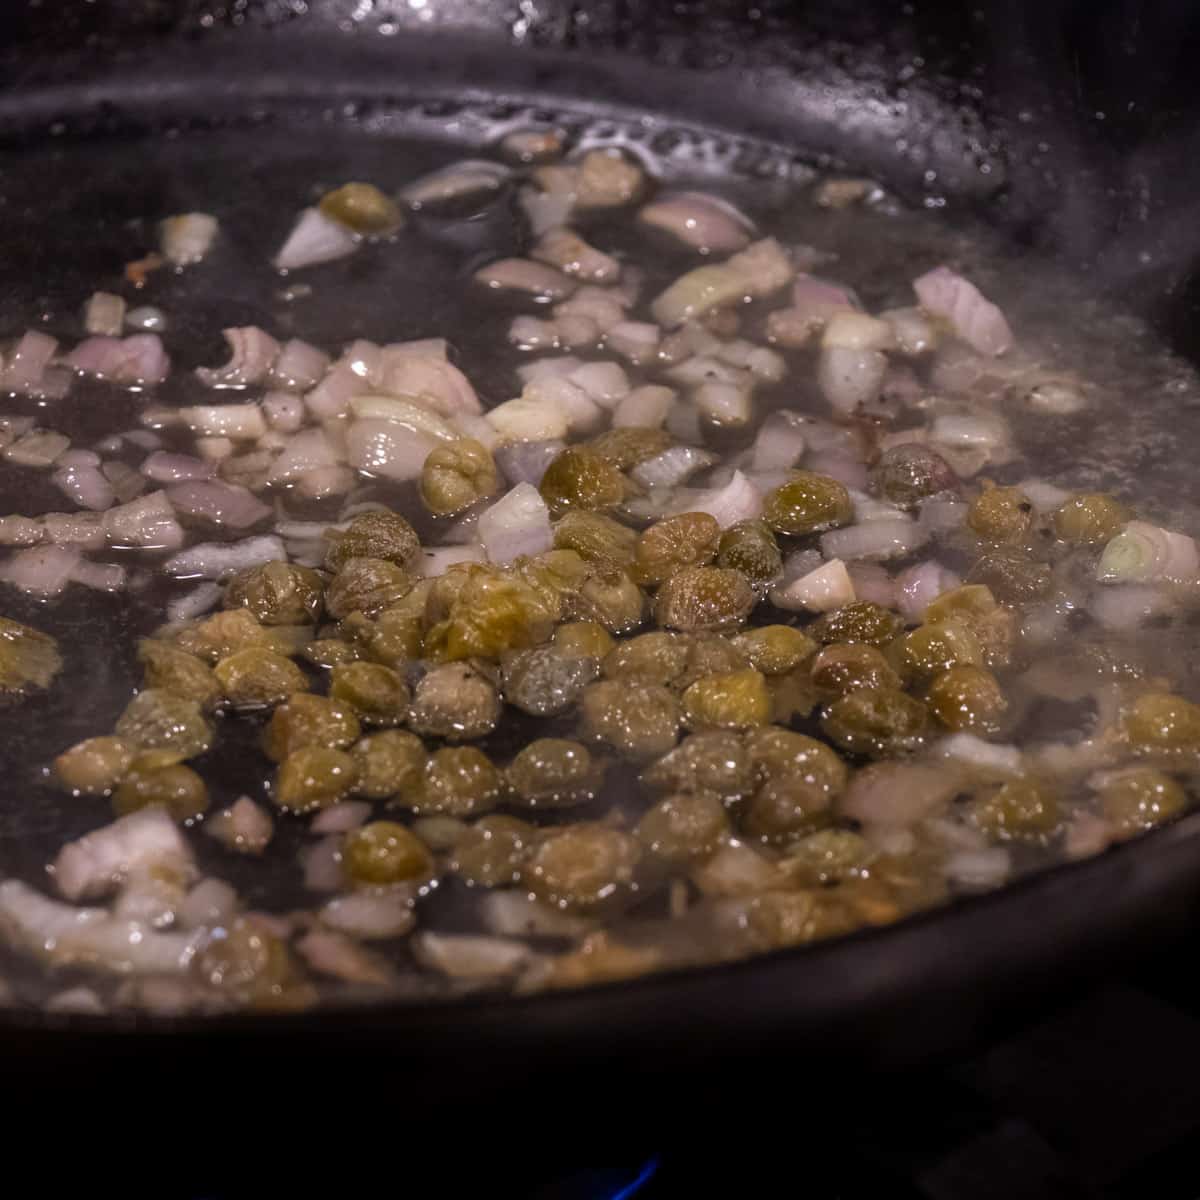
318 181 403 234
742 891 823 950
602 631 689 687
0 616 61 693
778 829 875 886
425 570 557 660
821 687 929 756
967 548 1052 603
573 569 647 635
681 668 771 730
365 603 425 665
762 472 853 536
1053 493 1130 546
745 727 848 796
967 485 1034 543
343 821 432 885
196 919 308 1010
352 729 426 801
552 620 615 660
513 549 590 617
633 512 721 586
113 762 208 822
214 648 308 708
408 663 500 741
969 777 1059 841
224 562 325 626
262 693 361 762
450 815 535 887
507 738 599 808
502 646 598 716
274 746 358 812
654 565 754 632
587 426 674 469
808 601 904 648
744 776 834 841
635 792 729 864
539 446 625 516
769 667 821 724
580 679 682 761
302 638 362 669
715 519 782 583
523 825 642 911
175 608 275 662
732 625 817 675
325 557 413 619
1096 767 1187 832
810 643 901 698
927 664 1008 733
420 438 500 516
677 632 750 690
642 730 754 798
324 510 420 572
924 584 1015 668
115 688 213 759
553 510 638 570
411 746 505 817
870 444 959 508
137 640 221 709
1123 692 1200 753
893 619 984 681
330 661 411 726
54 736 135 796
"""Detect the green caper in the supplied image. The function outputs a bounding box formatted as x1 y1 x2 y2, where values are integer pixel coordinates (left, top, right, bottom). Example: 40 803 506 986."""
523 825 642 911
343 821 432 885
539 446 626 516
1096 767 1187 832
223 562 325 626
677 633 750 690
302 638 362 669
318 181 403 234
324 510 420 572
324 557 413 619
507 738 599 808
821 687 929 756
196 919 311 1011
635 792 730 864
502 646 598 717
742 891 824 950
214 648 308 708
54 736 136 795
262 693 361 762
969 777 1059 841
810 642 901 698
0 616 61 694
410 746 505 817
654 566 754 632
762 472 853 536
778 829 875 885
870 444 959 508
893 619 984 681
137 639 221 709
715 519 782 583
330 661 411 726
274 746 358 812
642 730 754 798
743 776 834 842
425 570 557 660
967 485 1034 543
808 601 904 648
633 512 721 586
420 438 500 516
175 608 275 663
573 569 647 635
114 688 213 759
587 426 674 469
353 729 426 800
681 668 771 730
602 631 689 686
924 584 1015 668
732 625 817 675
552 620 615 660
408 663 500 741
745 727 848 796
1053 493 1130 546
967 548 1052 603
580 679 682 760
450 815 535 888
1122 692 1200 753
927 664 1008 733
553 511 639 570
113 762 208 822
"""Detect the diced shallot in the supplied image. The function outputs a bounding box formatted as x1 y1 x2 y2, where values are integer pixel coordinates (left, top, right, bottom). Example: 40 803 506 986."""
179 403 266 440
412 931 534 980
274 207 359 271
612 384 674 429
637 191 755 253
402 159 511 208
295 929 394 985
1097 521 1199 584
346 419 438 482
51 463 115 511
166 480 272 530
913 265 1013 357
630 445 717 490
103 491 185 549
204 796 273 855
478 483 554 564
268 339 330 391
347 394 456 441
166 581 223 624
938 734 1022 775
69 560 126 592
895 561 961 622
841 761 960 827
68 334 170 385
311 801 372 835
375 352 482 417
2 331 58 393
751 411 809 472
532 228 620 283
160 212 218 266
494 439 566 487
818 346 888 414
846 561 898 609
0 544 81 596
475 258 575 301
140 452 214 483
196 326 282 388
162 534 286 580
681 470 762 528
266 427 339 484
944 848 1011 888
83 292 126 337
770 558 855 612
320 889 415 941
652 238 795 327
820 519 925 562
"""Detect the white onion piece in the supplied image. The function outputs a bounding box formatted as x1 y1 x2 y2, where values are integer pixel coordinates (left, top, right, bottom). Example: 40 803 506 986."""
52 463 115 511
841 761 959 827
1024 378 1087 415
0 545 80 596
55 808 195 902
346 419 437 482
652 237 795 327
820 519 924 562
0 881 202 975
304 362 360 420
695 381 752 428
487 395 570 443
895 561 960 622
532 228 620 283
103 491 185 549
568 361 630 407
692 841 778 898
630 445 718 490
2 330 57 392
302 837 346 893
167 580 223 624
523 377 602 435
475 258 575 301
1097 521 1199 584
69 559 126 592
823 311 895 351
68 334 170 385
163 534 286 580
160 212 218 266
638 190 754 253
612 384 673 429
607 321 661 366
179 403 266 440
450 413 500 451
178 878 237 930
937 734 1022 775
751 411 808 472
297 466 356 500
480 890 596 939
413 931 533 980
274 207 358 271
295 929 393 985
478 483 554 564
494 439 565 487
140 452 214 483
102 461 147 504
682 470 762 528
846 561 898 609
204 796 273 855
0 516 43 546
913 265 1013 357
770 558 855 612
266 427 339 484
84 291 126 337
196 326 281 388
517 356 584 384
402 159 511 207
166 481 272 530
43 513 105 550
269 339 330 391
376 353 482 417
321 889 416 941
348 394 456 441
818 345 887 414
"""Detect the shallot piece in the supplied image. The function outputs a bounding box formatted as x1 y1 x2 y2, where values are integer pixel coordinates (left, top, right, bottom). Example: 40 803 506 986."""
841 761 960 827
140 452 214 484
68 334 170 385
274 207 359 271
1097 521 1200 584
913 265 1014 357
160 212 218 266
346 419 438 482
766 275 858 346
268 338 330 391
494 439 565 487
532 228 621 283
320 889 416 940
751 410 808 472
820 519 925 562
196 326 282 388
166 480 272 530
612 384 674 429
52 463 115 511
846 561 898 610
2 331 58 393
895 561 961 623
0 545 80 596
638 191 755 253
83 292 127 337
103 491 185 550
478 482 554 563
69 559 126 592
376 352 482 417
54 808 196 903
413 932 535 981
166 580 223 624
311 801 372 835
818 345 888 415
295 930 394 985
475 258 576 301
163 534 286 580
770 558 856 612
682 470 763 528
652 238 795 327
205 796 274 855
178 403 266 441
402 159 511 208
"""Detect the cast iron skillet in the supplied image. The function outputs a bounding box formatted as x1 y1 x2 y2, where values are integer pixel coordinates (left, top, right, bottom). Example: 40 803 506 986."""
3 0 1200 1103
